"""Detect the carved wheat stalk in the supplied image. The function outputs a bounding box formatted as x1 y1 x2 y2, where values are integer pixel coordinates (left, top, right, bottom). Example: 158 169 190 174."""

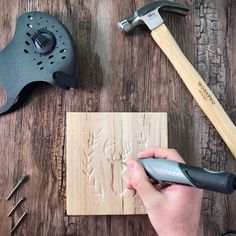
83 128 104 196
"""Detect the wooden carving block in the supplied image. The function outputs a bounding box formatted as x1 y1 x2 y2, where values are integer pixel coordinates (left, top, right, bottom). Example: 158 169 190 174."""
66 112 168 215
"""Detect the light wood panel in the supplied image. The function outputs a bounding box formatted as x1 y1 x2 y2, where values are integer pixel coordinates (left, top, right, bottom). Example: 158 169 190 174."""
66 112 168 215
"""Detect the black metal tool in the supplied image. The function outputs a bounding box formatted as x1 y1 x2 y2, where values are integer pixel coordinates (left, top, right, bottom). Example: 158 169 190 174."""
0 11 77 115
138 158 236 194
6 175 29 200
7 197 26 217
11 212 28 234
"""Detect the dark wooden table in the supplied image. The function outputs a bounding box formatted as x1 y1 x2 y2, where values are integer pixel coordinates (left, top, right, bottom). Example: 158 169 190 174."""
0 0 235 235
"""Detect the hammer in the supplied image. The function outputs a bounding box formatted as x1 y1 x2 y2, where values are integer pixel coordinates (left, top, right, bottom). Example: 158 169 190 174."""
118 1 236 158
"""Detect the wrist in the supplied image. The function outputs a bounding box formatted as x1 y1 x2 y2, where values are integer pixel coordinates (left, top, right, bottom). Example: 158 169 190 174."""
156 223 198 236
158 231 197 236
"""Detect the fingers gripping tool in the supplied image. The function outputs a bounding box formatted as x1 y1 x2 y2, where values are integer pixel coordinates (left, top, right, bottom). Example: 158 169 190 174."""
0 11 77 115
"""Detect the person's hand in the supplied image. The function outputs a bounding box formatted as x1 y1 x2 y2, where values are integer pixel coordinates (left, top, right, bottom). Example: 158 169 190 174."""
127 148 203 236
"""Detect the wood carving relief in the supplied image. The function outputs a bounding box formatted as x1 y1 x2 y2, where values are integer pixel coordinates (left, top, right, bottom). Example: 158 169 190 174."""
67 112 168 215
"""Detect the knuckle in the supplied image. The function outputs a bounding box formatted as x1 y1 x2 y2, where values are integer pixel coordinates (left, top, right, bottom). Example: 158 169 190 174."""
169 148 179 156
132 175 146 191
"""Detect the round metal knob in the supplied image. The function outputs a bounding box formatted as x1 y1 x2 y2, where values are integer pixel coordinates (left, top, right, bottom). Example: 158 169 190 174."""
32 29 56 54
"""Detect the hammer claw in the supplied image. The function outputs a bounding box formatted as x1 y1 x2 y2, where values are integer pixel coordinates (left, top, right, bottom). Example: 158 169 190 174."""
161 7 189 16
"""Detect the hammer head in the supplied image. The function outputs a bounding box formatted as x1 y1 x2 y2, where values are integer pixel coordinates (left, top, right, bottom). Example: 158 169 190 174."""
118 0 189 33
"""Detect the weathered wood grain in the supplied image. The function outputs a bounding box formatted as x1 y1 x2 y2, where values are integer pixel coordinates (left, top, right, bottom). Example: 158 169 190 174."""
67 112 167 215
0 0 235 235
193 1 236 235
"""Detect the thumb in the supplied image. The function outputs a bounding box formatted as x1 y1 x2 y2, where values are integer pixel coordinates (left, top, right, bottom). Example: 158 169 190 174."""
128 159 163 210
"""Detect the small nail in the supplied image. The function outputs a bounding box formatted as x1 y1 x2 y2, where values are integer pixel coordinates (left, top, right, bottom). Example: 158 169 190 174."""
6 175 29 201
7 197 26 217
11 212 28 234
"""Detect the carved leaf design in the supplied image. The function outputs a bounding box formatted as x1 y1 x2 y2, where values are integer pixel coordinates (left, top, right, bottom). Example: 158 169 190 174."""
83 128 104 196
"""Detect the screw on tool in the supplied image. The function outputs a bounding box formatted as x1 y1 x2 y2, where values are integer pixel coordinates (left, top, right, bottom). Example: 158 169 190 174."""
10 212 28 234
6 175 29 201
7 197 26 217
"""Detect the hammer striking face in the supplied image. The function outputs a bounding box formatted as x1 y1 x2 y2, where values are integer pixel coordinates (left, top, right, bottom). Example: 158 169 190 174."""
118 0 236 158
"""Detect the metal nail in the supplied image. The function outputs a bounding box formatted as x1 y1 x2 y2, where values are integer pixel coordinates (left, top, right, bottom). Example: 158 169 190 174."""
6 175 29 201
7 197 26 217
11 212 28 234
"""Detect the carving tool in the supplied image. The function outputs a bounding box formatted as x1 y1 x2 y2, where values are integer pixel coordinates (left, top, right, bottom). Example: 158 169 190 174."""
7 197 26 217
136 158 236 194
0 11 77 115
6 175 29 200
118 1 236 158
11 212 28 234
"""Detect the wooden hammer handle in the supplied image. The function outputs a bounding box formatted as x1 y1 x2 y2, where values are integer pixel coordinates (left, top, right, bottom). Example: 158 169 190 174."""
151 23 236 158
